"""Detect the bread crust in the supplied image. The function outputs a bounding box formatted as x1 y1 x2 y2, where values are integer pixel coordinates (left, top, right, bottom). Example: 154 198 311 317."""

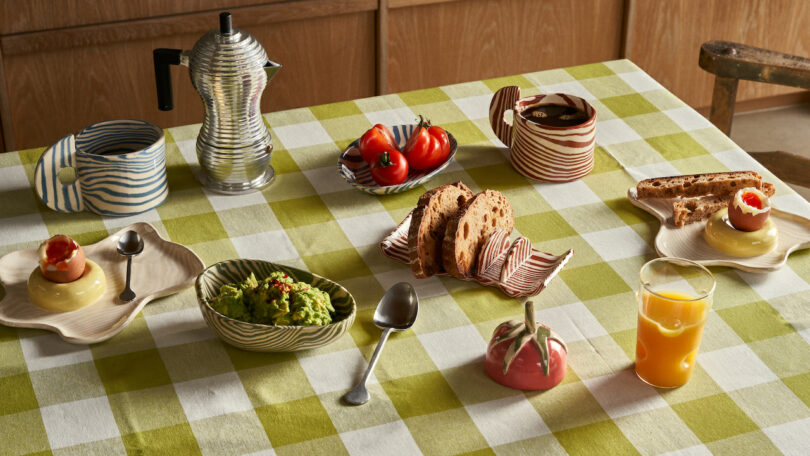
637 171 762 199
441 190 514 279
408 182 473 278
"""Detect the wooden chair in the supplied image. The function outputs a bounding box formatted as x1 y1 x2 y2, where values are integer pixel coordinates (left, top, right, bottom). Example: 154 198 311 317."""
699 40 810 189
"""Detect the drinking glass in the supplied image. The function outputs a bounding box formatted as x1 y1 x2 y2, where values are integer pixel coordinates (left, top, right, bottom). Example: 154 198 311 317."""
635 258 715 388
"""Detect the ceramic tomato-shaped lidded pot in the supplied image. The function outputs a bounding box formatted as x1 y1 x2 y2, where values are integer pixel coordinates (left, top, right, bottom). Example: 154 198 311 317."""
485 301 567 390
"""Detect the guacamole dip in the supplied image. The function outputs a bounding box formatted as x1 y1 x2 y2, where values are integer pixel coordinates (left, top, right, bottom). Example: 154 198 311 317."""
210 271 335 326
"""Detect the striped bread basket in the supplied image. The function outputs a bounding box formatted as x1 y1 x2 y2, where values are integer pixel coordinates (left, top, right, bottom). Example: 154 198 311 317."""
34 119 168 216
196 259 356 352
380 211 573 297
338 124 457 195
490 87 596 182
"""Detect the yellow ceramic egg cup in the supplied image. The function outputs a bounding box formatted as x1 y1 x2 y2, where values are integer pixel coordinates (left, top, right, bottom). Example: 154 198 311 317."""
27 260 106 312
704 208 778 257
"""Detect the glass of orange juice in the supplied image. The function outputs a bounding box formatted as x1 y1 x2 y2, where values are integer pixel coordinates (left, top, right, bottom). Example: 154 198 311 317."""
635 258 715 388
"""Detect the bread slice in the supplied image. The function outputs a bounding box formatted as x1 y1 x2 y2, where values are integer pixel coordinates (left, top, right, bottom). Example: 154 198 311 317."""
442 190 514 279
672 195 727 227
672 181 776 226
408 182 474 278
637 171 762 199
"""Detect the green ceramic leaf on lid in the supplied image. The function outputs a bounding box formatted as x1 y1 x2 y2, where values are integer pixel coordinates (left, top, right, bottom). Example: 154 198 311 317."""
500 301 567 376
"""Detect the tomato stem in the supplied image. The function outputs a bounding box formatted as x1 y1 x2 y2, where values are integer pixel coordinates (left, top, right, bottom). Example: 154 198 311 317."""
415 114 431 130
376 151 393 167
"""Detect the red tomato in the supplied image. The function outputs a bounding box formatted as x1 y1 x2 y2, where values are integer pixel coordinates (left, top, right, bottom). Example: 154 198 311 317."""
403 116 443 170
359 124 398 164
370 149 409 186
427 125 450 168
484 301 567 390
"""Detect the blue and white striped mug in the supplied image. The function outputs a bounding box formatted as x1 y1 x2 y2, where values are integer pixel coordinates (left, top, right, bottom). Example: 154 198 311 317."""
34 119 168 216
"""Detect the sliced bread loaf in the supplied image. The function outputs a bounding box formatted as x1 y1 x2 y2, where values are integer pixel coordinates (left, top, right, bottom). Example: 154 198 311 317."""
408 182 474 278
636 171 762 199
442 190 514 279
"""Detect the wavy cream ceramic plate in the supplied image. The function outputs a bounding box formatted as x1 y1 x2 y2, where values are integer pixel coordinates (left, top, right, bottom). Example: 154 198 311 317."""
0 223 204 343
628 187 810 272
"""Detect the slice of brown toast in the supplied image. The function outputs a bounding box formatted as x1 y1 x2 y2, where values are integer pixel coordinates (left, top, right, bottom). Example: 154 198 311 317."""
442 190 514 279
672 195 727 227
637 171 762 199
672 182 775 226
408 182 474 278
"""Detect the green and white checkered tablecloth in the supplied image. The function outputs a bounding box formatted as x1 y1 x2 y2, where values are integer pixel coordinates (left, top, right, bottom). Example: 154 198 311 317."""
1 60 808 455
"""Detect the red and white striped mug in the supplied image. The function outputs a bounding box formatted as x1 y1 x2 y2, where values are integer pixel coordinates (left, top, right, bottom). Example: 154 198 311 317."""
489 86 596 182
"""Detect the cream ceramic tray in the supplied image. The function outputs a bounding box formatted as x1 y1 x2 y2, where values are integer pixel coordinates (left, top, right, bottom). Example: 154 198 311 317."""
0 223 204 344
628 187 810 272
381 211 573 297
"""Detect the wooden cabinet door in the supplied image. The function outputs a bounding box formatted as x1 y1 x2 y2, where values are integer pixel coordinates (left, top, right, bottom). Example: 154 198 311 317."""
1 5 376 150
387 0 625 93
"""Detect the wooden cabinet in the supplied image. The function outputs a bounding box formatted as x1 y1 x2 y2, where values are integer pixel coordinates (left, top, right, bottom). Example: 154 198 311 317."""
1 0 809 152
387 0 624 93
1 12 376 150
0 0 378 151
0 1 286 35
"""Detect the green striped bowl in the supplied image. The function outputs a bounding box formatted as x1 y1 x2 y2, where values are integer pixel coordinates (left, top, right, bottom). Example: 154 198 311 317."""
195 259 356 352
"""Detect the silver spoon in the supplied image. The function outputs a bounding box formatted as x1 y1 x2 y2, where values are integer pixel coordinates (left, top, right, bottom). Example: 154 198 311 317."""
343 282 419 406
117 230 144 302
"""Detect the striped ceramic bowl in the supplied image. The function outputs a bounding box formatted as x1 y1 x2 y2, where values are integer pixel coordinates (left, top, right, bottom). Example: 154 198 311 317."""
195 259 356 352
338 124 457 195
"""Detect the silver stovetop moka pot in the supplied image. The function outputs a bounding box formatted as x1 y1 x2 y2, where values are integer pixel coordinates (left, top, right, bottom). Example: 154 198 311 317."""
154 12 281 194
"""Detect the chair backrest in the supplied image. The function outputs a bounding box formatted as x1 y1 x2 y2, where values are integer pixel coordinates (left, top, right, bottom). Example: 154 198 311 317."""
699 40 810 134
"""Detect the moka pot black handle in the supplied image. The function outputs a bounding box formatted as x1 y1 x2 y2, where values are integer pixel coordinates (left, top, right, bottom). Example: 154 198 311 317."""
153 48 183 111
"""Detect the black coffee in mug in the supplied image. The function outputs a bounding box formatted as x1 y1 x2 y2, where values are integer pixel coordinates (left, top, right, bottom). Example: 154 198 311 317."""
522 104 588 127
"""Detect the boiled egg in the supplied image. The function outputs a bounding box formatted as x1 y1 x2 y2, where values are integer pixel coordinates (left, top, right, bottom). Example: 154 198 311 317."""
38 234 86 283
728 187 771 232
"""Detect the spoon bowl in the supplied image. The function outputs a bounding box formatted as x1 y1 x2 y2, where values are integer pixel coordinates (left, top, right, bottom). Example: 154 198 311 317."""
117 230 144 302
373 282 419 330
117 230 145 256
343 282 419 406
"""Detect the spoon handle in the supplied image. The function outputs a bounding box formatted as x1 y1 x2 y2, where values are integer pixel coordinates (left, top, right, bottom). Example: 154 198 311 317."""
119 256 136 302
343 327 392 405
125 256 132 289
360 327 392 385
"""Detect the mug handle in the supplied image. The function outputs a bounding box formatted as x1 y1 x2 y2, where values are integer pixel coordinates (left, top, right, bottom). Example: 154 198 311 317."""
34 134 85 213
489 85 521 148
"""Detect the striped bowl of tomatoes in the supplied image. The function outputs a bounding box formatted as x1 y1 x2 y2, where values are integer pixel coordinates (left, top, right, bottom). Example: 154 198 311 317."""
338 121 457 195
